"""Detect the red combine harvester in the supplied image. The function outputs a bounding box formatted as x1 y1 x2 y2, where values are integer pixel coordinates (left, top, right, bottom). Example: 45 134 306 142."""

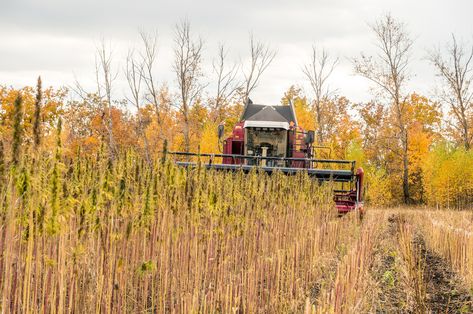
170 100 364 215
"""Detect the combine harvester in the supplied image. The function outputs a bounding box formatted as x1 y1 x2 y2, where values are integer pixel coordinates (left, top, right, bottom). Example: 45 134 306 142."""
169 100 364 216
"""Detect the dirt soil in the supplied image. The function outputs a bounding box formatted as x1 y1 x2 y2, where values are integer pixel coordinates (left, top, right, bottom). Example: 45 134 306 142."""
371 213 473 314
414 234 473 313
371 214 411 313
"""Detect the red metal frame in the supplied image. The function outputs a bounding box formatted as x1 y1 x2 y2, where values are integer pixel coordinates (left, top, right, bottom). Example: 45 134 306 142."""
334 168 364 215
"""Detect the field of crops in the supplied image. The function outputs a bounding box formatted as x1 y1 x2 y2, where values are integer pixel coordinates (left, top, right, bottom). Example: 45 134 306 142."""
0 152 472 313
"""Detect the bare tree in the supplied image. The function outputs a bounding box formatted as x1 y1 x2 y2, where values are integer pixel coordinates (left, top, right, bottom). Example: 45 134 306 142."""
96 39 119 157
139 31 165 129
353 14 413 204
72 39 118 158
125 49 151 165
212 43 241 122
242 34 276 103
302 45 338 143
173 20 204 152
428 35 473 150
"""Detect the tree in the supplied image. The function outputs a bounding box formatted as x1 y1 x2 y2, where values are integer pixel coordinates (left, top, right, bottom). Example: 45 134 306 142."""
211 44 241 123
302 45 338 144
242 34 276 102
1 85 65 153
73 39 118 158
321 97 360 158
173 20 204 152
428 35 473 150
125 49 151 165
353 13 413 204
404 93 441 202
280 86 314 130
63 97 101 155
139 31 166 136
356 101 387 168
96 39 119 158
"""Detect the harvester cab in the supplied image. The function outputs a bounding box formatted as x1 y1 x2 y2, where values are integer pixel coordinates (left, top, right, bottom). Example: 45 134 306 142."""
170 99 364 215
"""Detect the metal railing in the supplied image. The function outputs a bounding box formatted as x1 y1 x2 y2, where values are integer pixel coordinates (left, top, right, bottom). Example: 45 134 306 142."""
165 151 356 183
166 151 354 169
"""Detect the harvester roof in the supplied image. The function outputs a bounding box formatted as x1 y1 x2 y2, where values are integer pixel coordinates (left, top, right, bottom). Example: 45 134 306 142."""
241 101 297 129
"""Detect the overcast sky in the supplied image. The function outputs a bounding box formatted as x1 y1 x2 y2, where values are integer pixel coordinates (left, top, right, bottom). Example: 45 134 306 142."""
1 0 472 105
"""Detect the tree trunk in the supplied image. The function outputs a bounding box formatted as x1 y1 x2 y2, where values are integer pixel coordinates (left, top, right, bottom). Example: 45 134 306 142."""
315 101 323 144
183 113 190 152
463 122 470 150
401 128 410 204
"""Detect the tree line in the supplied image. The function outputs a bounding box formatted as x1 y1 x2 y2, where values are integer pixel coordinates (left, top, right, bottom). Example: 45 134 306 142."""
1 14 472 208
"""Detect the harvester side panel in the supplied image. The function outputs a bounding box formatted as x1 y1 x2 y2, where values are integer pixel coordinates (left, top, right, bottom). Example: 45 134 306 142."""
223 138 244 164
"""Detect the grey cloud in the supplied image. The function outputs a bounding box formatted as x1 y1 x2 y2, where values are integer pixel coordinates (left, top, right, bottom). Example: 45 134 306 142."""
1 0 473 104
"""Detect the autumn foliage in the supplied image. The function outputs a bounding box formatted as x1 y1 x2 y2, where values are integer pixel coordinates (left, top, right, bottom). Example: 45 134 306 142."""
0 80 472 208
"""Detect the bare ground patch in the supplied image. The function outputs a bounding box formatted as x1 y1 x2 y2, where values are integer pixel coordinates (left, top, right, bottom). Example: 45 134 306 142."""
413 233 473 313
371 213 412 313
370 212 473 313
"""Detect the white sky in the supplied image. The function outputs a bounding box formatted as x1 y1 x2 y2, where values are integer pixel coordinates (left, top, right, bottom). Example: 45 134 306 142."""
1 0 472 105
